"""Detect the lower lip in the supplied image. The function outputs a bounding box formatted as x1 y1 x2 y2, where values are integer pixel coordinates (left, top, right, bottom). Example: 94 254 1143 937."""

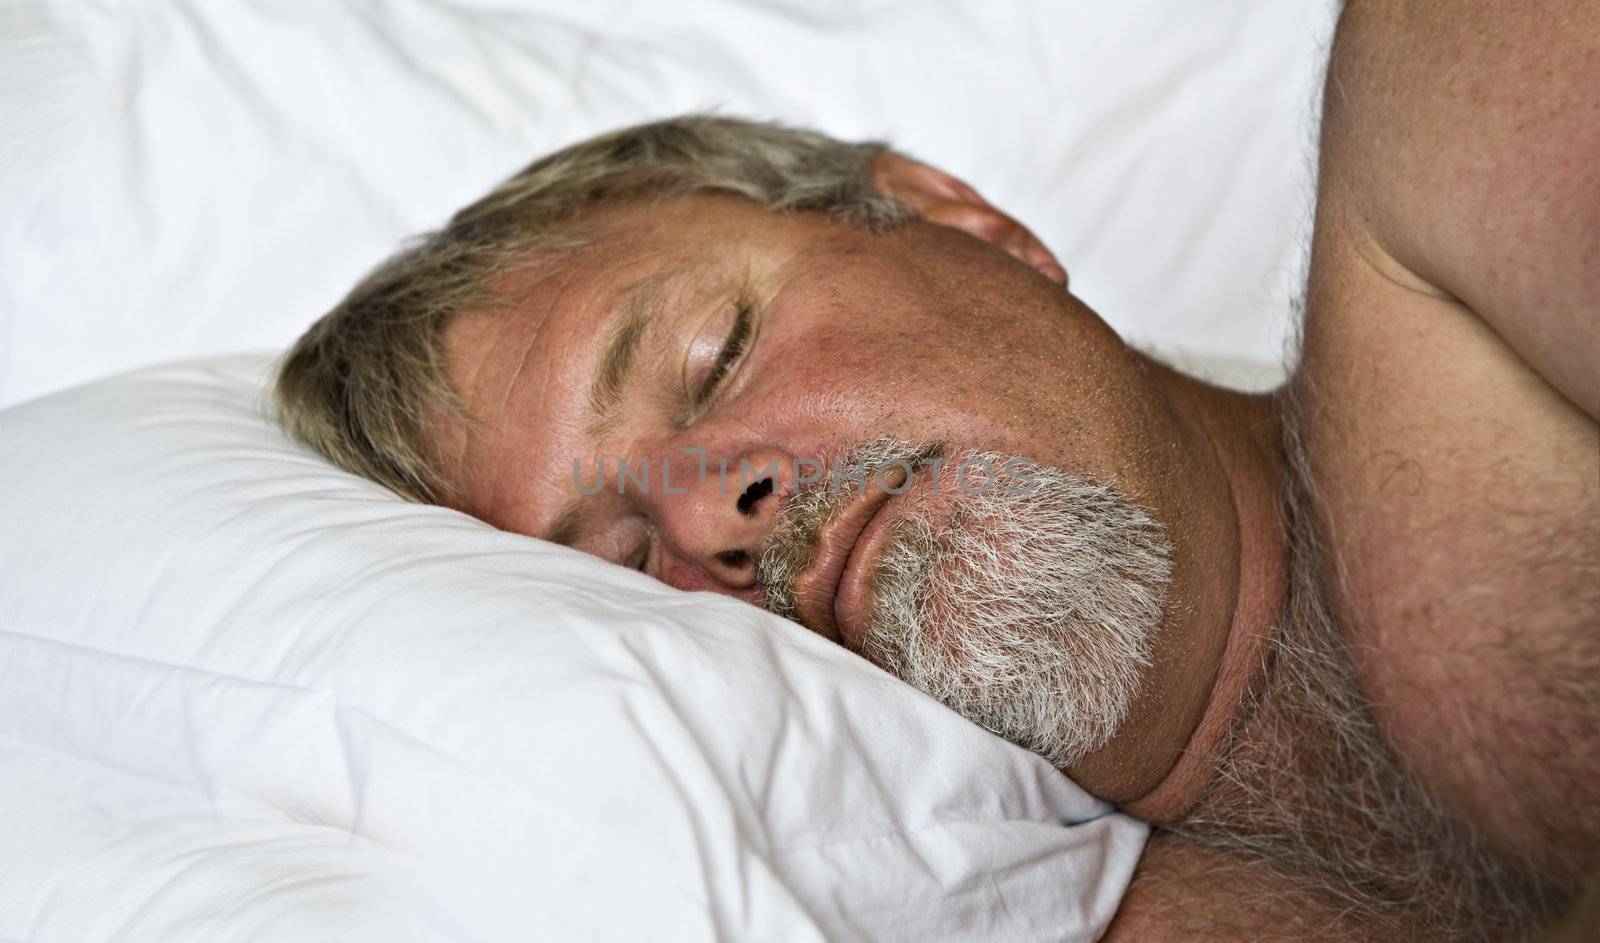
832 492 902 643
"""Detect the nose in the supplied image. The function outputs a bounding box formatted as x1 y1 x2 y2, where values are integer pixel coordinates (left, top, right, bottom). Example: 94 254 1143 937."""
642 447 794 593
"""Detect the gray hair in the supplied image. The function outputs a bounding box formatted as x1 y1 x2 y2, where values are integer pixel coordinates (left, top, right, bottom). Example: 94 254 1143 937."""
275 115 912 501
759 437 1172 768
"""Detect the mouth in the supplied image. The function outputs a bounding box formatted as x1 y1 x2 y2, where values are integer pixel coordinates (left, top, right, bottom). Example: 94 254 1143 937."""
789 465 908 646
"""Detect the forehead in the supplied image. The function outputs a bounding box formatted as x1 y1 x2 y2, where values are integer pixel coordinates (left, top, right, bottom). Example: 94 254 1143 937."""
459 193 830 343
446 192 882 396
447 195 792 400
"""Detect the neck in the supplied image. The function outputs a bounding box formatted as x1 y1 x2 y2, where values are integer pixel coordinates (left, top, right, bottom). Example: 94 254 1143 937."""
1122 362 1290 821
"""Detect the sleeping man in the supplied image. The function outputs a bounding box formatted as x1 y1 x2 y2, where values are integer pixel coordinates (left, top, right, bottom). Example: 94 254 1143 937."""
275 3 1597 939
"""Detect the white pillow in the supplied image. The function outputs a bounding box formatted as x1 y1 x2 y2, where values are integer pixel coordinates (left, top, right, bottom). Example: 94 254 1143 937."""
0 0 1335 408
0 355 1145 942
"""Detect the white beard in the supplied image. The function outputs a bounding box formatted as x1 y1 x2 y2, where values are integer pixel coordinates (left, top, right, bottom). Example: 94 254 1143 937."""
760 439 1172 768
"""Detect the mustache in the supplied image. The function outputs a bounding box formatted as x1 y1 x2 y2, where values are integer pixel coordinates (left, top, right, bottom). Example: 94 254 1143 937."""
757 437 944 623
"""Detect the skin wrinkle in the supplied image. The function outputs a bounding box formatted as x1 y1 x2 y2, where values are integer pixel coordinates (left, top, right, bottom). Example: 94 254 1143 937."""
588 276 658 433
486 324 546 518
468 255 645 528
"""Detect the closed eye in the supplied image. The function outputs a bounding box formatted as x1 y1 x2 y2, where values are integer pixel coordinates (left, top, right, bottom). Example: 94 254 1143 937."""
693 301 752 407
627 536 650 572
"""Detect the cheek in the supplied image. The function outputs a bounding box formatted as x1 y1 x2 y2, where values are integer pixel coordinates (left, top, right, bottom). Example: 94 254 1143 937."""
729 325 1024 458
724 253 1115 461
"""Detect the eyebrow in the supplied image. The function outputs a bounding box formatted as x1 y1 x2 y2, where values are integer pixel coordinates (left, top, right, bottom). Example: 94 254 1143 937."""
543 274 669 546
587 274 667 437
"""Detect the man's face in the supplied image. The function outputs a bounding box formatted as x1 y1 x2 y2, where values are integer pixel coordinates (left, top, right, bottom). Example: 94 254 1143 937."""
441 194 1235 795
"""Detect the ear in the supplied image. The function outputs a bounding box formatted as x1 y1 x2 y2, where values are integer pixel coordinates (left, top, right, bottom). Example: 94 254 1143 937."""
871 151 1068 286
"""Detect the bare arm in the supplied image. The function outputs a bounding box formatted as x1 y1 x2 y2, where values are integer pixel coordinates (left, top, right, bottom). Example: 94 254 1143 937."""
1316 0 1600 418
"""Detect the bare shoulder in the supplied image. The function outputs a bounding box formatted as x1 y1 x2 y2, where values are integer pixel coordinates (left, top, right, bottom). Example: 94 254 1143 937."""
1316 0 1600 417
1294 0 1600 888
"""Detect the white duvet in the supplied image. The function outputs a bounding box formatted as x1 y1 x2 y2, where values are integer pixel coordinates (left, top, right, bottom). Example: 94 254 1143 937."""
0 0 1337 939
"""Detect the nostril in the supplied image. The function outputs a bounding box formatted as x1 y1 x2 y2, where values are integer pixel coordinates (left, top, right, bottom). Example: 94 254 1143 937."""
715 549 751 569
736 476 774 517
